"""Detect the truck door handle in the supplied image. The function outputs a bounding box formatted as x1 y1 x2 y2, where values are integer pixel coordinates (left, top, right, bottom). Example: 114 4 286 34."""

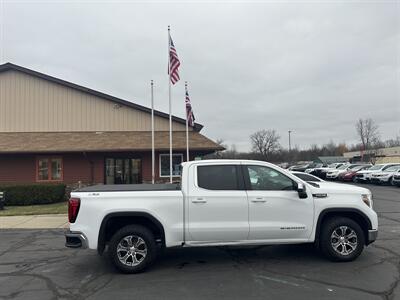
251 197 266 203
192 198 207 203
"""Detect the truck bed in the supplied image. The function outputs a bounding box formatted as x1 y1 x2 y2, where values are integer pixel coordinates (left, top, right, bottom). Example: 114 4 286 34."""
74 183 181 192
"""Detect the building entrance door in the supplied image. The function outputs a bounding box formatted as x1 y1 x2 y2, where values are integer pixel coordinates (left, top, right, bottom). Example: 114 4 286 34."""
105 158 141 184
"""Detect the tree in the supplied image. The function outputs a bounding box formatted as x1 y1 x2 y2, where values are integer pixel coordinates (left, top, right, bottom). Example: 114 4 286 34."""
250 129 281 160
214 139 227 158
336 143 349 155
384 132 400 147
355 118 380 151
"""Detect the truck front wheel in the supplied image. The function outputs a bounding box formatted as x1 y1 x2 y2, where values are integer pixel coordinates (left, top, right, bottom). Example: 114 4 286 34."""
108 225 157 273
320 217 365 262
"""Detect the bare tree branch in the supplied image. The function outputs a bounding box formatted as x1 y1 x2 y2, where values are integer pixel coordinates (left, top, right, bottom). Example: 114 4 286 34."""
355 118 380 150
250 129 281 160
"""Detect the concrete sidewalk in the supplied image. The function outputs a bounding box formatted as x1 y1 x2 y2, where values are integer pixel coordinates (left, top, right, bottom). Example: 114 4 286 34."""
0 214 68 229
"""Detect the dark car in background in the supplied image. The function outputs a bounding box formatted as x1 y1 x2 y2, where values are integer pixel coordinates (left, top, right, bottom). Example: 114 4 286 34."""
311 163 348 179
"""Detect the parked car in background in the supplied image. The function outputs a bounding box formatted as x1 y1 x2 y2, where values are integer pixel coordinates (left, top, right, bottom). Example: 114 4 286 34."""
289 163 316 172
311 163 348 179
355 164 400 183
370 165 400 185
392 170 400 187
340 165 372 182
304 163 325 174
326 164 371 181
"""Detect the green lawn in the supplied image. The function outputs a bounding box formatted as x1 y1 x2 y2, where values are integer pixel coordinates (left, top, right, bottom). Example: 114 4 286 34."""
0 201 68 216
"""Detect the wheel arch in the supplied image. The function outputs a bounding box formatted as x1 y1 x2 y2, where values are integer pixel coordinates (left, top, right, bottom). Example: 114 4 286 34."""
315 208 372 247
97 212 166 255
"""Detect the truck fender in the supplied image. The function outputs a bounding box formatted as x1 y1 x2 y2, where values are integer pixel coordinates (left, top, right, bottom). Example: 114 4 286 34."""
97 212 166 255
314 208 372 247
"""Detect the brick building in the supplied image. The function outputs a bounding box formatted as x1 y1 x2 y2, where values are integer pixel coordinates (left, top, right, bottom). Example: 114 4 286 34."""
0 63 222 186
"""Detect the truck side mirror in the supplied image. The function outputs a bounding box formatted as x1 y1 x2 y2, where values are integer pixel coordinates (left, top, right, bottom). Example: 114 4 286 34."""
297 183 308 199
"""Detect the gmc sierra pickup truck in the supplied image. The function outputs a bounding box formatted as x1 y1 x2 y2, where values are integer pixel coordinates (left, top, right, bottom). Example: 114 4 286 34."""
65 160 378 273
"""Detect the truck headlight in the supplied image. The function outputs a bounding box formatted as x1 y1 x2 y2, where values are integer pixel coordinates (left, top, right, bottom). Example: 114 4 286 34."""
362 194 372 208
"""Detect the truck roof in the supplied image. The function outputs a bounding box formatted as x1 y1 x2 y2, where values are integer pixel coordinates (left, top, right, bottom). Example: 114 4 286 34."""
182 159 275 166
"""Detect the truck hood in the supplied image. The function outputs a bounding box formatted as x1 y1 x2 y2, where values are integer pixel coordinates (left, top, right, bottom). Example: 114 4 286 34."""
308 182 370 196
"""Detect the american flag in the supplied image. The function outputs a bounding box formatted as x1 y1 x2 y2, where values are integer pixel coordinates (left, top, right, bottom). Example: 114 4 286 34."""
168 34 181 84
185 84 195 127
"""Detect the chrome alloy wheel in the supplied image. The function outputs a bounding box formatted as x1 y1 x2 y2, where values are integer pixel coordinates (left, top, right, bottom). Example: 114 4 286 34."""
117 235 147 266
330 226 358 256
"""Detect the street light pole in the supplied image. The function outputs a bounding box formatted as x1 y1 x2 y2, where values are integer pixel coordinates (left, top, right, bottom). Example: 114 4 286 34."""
288 130 292 164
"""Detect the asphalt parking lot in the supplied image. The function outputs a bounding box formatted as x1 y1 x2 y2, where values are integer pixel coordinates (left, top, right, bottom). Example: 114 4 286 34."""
0 184 399 300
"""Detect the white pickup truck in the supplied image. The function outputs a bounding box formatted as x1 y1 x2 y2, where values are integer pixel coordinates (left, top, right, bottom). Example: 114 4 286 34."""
65 160 378 273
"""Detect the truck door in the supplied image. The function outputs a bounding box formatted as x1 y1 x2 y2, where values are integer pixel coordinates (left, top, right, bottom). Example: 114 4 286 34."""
243 164 314 241
187 164 249 243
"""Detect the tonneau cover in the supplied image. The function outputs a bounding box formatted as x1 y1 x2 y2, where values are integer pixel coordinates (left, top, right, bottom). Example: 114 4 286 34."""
74 183 181 192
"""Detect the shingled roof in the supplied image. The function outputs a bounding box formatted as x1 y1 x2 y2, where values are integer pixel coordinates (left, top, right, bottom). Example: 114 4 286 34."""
0 131 224 153
0 62 203 132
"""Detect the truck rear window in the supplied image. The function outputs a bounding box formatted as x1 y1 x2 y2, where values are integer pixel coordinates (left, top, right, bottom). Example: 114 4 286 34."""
197 165 239 190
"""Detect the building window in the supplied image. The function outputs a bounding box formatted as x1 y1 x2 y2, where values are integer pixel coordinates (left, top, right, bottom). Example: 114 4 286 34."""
36 157 63 181
159 154 183 177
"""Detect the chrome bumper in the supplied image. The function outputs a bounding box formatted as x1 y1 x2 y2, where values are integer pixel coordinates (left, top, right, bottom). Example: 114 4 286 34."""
367 229 378 245
65 230 88 249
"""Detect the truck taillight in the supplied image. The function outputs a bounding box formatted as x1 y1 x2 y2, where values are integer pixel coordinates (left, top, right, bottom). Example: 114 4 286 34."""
68 198 80 223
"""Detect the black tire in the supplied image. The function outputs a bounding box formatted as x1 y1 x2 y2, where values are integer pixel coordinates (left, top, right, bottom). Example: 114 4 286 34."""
352 176 357 183
319 217 365 262
108 225 157 273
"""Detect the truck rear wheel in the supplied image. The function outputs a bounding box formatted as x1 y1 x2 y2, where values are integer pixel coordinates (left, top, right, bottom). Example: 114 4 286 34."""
320 217 365 262
108 225 157 273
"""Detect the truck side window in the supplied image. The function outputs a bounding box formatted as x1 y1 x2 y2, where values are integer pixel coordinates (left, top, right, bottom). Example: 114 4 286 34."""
198 165 239 190
246 165 296 191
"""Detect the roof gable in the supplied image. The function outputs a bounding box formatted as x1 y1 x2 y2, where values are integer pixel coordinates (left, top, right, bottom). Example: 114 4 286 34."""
0 62 203 132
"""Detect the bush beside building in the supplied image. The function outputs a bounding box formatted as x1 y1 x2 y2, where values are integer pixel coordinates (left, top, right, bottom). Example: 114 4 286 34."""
0 184 66 206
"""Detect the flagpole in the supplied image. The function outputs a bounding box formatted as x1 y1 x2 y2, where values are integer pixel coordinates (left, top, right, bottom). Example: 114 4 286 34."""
168 25 173 183
185 81 189 162
151 80 155 184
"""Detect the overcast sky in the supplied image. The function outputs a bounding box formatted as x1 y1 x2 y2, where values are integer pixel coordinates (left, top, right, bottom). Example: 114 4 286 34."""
1 0 399 151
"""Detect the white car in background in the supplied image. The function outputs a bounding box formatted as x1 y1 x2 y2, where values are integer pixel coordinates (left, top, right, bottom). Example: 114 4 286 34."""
392 170 400 187
304 163 324 174
370 165 400 185
325 164 351 180
310 163 350 179
305 162 345 174
355 163 400 183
